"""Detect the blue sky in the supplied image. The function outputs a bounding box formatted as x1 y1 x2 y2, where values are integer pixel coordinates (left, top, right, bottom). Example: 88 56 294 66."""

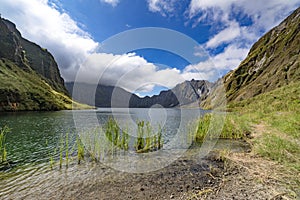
1 0 300 96
59 0 209 44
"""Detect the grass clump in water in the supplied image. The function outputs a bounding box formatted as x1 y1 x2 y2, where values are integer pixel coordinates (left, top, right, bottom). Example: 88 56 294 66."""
105 117 130 151
135 121 163 153
48 118 165 168
121 127 129 151
104 118 163 153
59 133 64 169
194 114 211 143
46 139 55 169
135 121 145 151
0 126 9 163
193 113 249 144
48 131 84 169
77 136 84 164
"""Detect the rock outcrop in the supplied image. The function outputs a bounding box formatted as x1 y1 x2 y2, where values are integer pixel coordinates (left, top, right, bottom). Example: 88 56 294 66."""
0 18 67 95
0 17 77 111
224 7 300 102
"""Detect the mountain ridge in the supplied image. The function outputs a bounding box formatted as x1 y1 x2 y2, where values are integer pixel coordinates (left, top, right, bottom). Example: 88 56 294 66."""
66 79 212 108
0 17 85 111
224 7 300 102
201 7 300 108
1 18 68 95
2 6 299 110
67 7 300 109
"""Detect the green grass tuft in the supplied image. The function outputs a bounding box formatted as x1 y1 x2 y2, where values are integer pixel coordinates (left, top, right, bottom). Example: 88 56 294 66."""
0 126 9 163
194 113 249 143
77 136 84 164
228 82 300 171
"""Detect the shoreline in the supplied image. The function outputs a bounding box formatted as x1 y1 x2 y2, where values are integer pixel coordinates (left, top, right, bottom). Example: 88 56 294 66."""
0 137 298 199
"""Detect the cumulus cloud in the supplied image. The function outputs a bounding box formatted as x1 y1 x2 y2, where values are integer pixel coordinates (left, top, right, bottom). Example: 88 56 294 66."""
184 44 249 78
147 0 177 16
188 0 300 29
0 0 215 94
75 52 218 93
100 0 120 7
205 21 241 49
212 45 249 70
76 53 178 92
187 0 300 72
0 0 99 81
188 0 300 43
1 0 298 95
147 1 299 80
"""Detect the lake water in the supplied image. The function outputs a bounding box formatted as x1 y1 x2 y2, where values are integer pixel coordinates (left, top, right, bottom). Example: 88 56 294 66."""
0 108 205 167
0 108 249 199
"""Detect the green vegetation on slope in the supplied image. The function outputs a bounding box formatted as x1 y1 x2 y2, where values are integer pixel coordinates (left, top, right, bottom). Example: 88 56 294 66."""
224 7 300 102
201 7 300 110
228 81 300 171
197 81 300 170
195 8 300 197
0 18 68 95
195 82 300 196
0 59 89 111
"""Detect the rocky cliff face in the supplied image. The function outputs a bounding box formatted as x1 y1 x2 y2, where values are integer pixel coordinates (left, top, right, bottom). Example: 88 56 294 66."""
0 19 28 70
0 18 68 95
130 79 212 108
223 7 300 102
0 17 76 111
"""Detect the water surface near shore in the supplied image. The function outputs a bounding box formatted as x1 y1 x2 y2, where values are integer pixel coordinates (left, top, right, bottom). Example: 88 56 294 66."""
0 108 249 199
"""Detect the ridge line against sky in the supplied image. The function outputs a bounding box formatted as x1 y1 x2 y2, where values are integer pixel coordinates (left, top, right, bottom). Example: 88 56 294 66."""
0 0 299 96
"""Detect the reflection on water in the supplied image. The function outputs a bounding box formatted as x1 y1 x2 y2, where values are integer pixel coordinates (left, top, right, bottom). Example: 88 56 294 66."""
0 111 76 167
0 108 248 199
0 108 197 167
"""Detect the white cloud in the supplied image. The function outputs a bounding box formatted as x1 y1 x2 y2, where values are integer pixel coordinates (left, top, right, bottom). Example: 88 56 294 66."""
189 0 299 26
0 0 99 81
187 0 300 73
75 52 220 93
146 1 299 80
0 0 217 94
1 0 298 96
189 0 232 18
76 53 180 92
147 0 176 16
188 0 300 37
100 0 120 7
205 21 241 48
184 44 249 78
212 44 249 70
